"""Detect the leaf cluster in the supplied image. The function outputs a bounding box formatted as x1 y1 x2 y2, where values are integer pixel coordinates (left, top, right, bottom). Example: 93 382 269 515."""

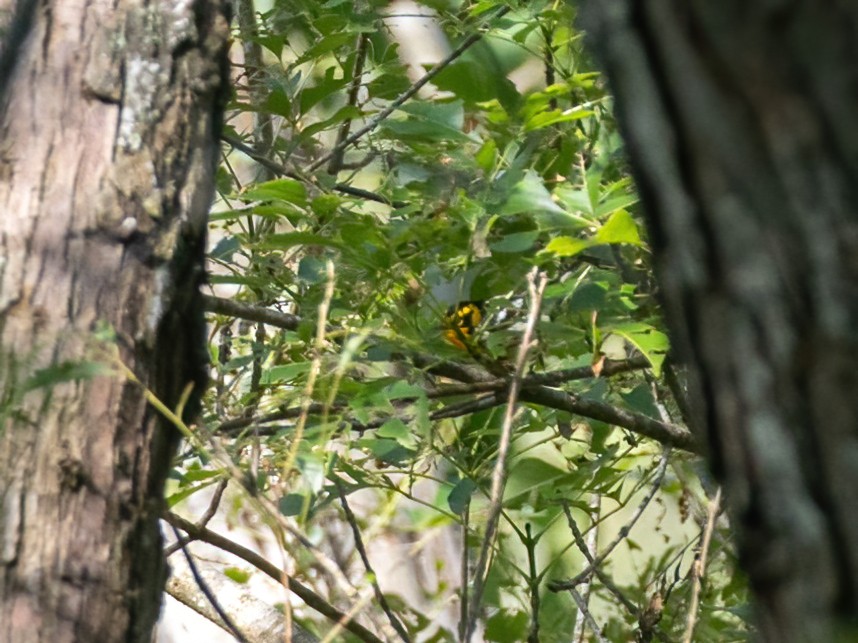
167 2 751 641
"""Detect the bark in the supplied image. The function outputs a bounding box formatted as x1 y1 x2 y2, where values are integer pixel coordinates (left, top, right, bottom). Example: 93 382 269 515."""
581 2 858 641
0 0 229 641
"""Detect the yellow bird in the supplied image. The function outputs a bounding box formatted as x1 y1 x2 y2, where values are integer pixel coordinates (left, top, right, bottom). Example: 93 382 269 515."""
443 301 484 351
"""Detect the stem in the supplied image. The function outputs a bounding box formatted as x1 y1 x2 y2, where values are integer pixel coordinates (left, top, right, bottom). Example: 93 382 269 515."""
682 487 722 643
465 269 548 641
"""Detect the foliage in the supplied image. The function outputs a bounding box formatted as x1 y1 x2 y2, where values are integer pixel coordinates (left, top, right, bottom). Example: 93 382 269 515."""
167 1 750 641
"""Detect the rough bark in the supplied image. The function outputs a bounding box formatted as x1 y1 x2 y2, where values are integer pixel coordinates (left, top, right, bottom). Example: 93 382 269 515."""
0 0 229 641
581 2 858 641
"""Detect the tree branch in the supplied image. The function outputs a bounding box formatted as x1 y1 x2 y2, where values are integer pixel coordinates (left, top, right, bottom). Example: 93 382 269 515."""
203 297 697 452
203 294 301 330
682 487 722 643
169 523 249 643
163 512 385 643
518 387 697 453
335 479 412 643
548 449 671 592
466 270 547 641
221 133 403 207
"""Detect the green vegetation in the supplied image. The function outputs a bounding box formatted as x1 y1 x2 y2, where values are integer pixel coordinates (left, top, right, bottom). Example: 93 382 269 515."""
169 2 750 641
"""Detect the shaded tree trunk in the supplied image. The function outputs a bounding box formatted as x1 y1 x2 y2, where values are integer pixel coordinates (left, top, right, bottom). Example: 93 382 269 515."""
0 0 229 640
582 2 858 641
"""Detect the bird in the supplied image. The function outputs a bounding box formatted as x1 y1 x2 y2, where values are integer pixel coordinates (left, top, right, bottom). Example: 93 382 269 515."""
443 301 484 351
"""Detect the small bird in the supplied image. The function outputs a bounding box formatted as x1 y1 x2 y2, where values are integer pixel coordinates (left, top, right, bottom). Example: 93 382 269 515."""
443 301 484 351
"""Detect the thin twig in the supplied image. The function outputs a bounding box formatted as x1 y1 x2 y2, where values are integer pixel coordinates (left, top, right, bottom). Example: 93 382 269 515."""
524 524 541 643
278 259 334 643
281 260 335 480
164 478 229 557
319 590 378 643
549 449 671 592
682 487 722 643
335 479 412 643
235 0 275 180
215 379 694 452
164 512 385 643
562 500 638 619
568 587 608 643
663 361 693 427
169 523 250 643
198 478 229 527
328 32 370 174
465 269 548 641
308 6 512 172
458 499 471 642
221 133 403 207
430 392 502 420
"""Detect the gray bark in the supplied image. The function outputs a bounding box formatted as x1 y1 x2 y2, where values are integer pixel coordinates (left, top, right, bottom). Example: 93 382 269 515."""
0 0 229 640
581 2 858 641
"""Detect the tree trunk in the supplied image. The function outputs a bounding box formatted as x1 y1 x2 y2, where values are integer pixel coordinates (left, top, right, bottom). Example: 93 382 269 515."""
0 1 229 641
581 2 858 641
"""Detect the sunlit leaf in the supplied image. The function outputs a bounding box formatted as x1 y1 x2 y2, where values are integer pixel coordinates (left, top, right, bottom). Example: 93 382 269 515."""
596 209 643 245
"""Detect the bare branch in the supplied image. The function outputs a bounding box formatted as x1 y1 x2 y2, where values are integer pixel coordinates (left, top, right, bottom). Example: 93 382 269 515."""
168 523 250 643
164 478 228 557
562 500 638 619
165 568 319 643
682 487 722 643
568 587 608 643
427 355 651 398
221 133 403 207
519 387 697 453
203 294 301 330
335 479 412 643
327 32 370 174
549 449 671 592
164 512 385 643
466 269 548 641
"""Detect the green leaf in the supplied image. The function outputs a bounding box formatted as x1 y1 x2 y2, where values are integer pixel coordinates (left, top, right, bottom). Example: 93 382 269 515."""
224 567 252 584
490 230 538 253
209 236 240 262
300 105 363 138
542 236 591 257
357 437 414 465
432 60 520 108
279 493 306 516
500 170 565 216
23 360 111 392
377 418 416 449
485 609 529 643
595 210 642 246
243 179 307 207
310 194 343 218
261 363 311 384
447 478 477 515
384 381 424 399
595 194 639 218
297 256 328 284
621 384 660 419
606 322 669 376
292 32 355 66
166 476 220 508
524 107 594 132
381 100 473 142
